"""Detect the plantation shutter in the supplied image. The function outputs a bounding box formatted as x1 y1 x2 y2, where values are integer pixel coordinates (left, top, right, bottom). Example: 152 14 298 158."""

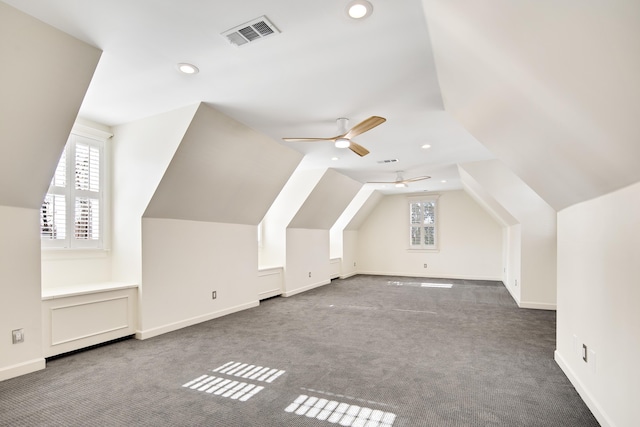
41 135 104 248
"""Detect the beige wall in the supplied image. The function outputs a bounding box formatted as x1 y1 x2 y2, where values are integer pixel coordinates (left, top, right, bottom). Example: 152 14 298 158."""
357 190 503 280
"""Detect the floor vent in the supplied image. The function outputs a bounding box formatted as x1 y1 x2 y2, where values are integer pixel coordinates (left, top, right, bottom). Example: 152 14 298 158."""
222 16 280 47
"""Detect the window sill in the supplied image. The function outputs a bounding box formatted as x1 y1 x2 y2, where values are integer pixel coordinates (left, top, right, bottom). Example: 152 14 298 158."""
406 248 440 253
41 248 110 260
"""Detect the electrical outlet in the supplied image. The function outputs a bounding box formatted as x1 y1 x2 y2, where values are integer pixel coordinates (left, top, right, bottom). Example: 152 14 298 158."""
353 262 356 267
515 279 518 287
212 291 217 300
423 263 428 268
582 344 588 362
12 329 24 344
308 272 311 277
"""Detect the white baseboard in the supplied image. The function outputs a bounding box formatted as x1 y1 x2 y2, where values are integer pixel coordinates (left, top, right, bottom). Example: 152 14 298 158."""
135 300 259 340
554 350 614 427
339 271 358 279
282 279 331 297
519 301 556 310
357 270 503 281
0 357 46 382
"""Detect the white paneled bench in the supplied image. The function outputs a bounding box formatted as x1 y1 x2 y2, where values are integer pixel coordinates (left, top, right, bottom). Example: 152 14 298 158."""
41 282 138 358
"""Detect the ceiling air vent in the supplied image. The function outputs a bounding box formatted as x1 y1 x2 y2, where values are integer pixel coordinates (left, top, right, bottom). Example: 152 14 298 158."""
222 16 280 47
377 159 399 164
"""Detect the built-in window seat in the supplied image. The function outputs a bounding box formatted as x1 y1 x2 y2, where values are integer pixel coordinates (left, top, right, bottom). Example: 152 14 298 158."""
41 282 138 358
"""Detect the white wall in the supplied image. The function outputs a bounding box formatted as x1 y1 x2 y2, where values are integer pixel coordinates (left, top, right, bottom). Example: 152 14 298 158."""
139 218 259 338
341 230 359 279
111 105 198 283
422 0 640 211
284 228 330 297
357 191 503 280
555 181 640 427
460 160 557 309
260 168 326 268
0 206 45 380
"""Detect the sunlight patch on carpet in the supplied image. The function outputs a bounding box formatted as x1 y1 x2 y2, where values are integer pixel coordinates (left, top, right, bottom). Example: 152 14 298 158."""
213 361 285 383
285 394 396 426
182 375 264 401
388 280 453 289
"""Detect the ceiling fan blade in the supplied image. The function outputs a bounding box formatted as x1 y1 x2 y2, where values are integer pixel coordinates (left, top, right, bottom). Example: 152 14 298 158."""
282 136 339 142
344 116 386 139
348 141 370 157
403 176 431 183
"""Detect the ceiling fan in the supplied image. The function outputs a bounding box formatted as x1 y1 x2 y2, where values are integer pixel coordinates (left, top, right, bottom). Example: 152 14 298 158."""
368 171 431 188
282 116 386 157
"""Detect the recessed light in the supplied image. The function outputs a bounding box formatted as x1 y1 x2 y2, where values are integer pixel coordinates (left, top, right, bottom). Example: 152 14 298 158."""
331 157 339 161
441 180 447 183
346 0 373 19
421 144 431 149
177 63 199 74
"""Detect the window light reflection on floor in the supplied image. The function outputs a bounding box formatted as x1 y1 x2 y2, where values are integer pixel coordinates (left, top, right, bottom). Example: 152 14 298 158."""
285 394 396 427
388 280 453 289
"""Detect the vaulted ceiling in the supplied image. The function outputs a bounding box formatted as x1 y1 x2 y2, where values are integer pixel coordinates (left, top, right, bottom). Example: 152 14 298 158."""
2 0 638 210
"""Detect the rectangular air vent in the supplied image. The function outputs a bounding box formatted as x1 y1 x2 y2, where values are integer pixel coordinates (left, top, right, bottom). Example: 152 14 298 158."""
222 16 280 47
377 159 399 164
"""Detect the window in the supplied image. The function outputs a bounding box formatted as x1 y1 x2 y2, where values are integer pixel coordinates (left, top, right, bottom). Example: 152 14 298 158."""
408 196 439 250
41 133 105 249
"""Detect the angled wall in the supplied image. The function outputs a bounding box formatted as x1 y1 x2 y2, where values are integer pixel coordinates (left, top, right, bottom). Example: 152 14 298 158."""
0 3 101 380
459 160 556 309
259 168 327 268
330 187 383 278
422 0 640 212
111 104 198 284
136 103 302 338
284 169 362 296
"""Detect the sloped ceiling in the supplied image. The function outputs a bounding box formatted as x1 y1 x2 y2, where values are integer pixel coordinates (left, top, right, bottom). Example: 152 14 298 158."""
143 103 303 224
422 0 640 211
344 189 384 231
288 169 363 230
0 2 101 208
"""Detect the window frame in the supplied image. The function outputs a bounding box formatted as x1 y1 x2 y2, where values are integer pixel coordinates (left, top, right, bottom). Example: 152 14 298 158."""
407 195 440 251
41 124 111 250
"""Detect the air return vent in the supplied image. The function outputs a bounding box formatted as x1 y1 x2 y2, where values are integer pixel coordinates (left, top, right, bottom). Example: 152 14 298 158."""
377 159 399 164
222 16 280 47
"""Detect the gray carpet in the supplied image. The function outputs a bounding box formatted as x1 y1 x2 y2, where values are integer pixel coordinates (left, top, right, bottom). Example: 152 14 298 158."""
0 275 599 426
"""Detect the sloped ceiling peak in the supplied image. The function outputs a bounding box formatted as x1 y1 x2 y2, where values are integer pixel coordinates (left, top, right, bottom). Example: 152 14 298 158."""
422 0 640 211
143 103 303 224
0 2 101 208
288 169 363 230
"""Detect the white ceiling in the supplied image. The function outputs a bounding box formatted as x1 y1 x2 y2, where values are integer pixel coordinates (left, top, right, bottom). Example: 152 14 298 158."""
3 0 494 193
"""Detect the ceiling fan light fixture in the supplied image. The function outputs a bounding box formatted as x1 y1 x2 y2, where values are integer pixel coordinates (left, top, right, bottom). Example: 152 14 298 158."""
335 138 351 148
346 0 373 19
395 182 408 188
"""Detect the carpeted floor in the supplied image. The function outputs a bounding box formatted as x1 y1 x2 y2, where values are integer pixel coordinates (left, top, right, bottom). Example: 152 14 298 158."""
0 275 599 426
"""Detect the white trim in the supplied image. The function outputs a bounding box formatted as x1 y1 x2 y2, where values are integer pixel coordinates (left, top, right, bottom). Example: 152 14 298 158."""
71 120 113 141
339 271 358 279
135 300 259 340
282 279 331 297
258 288 282 299
554 351 614 427
0 358 46 382
258 267 283 276
356 270 503 281
518 301 556 310
42 282 138 300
